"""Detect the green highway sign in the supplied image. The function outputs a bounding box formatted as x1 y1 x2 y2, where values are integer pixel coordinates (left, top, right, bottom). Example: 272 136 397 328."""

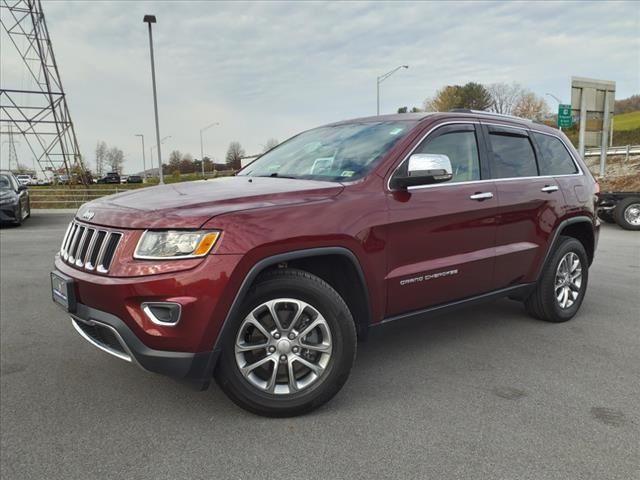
557 104 573 128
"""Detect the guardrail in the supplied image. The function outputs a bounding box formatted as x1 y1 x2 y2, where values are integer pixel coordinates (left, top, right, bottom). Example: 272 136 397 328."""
584 145 640 159
29 186 145 208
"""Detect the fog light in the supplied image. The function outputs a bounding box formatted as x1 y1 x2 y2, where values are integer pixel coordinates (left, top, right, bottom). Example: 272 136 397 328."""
142 302 182 326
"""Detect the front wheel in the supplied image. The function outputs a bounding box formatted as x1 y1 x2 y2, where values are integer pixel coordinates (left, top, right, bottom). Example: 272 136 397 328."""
525 236 589 323
215 268 357 417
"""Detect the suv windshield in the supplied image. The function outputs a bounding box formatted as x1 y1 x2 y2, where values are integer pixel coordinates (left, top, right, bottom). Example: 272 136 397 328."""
239 120 418 182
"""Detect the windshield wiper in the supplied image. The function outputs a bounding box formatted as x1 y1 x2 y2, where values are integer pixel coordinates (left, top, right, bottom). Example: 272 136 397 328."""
255 173 297 179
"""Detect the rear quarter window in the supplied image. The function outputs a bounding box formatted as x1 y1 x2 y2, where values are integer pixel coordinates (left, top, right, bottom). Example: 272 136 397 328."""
532 132 579 175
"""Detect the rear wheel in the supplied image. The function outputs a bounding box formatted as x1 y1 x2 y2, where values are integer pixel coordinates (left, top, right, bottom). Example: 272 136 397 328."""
525 236 589 323
215 268 357 417
614 197 640 231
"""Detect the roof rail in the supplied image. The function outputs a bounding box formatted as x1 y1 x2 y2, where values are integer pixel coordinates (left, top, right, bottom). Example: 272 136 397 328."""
448 109 532 122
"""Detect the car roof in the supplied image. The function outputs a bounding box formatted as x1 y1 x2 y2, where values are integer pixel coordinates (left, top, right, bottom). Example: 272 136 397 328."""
323 110 560 135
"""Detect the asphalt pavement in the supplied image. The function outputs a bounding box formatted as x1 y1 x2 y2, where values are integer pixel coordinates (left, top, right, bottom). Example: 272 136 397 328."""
1 213 638 480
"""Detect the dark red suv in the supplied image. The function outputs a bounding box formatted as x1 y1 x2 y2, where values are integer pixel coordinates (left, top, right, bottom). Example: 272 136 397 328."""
51 111 599 416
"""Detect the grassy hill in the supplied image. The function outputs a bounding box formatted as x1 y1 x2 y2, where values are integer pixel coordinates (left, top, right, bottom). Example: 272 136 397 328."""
613 111 640 131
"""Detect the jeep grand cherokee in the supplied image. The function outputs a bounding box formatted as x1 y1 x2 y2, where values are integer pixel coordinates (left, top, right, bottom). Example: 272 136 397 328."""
51 111 599 416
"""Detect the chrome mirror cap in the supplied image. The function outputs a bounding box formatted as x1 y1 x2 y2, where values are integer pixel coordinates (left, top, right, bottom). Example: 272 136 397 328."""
407 154 453 179
391 153 453 190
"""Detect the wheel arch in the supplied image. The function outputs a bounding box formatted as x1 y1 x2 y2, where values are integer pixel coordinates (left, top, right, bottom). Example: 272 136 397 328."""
538 216 596 280
212 247 372 358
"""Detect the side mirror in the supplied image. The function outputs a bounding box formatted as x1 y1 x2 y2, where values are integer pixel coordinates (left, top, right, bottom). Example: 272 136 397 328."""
17 184 28 192
391 153 453 189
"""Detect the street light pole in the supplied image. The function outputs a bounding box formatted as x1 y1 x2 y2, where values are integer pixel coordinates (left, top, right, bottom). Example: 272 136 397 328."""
150 135 171 178
199 122 220 178
545 92 564 131
135 134 146 181
143 14 164 184
376 65 408 116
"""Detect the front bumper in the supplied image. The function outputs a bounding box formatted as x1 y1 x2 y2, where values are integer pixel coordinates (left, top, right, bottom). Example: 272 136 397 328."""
53 251 244 387
69 302 218 386
0 203 18 222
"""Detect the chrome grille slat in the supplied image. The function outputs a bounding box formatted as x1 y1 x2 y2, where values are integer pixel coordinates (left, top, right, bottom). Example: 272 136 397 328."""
59 220 123 274
60 222 73 255
83 229 99 270
62 223 78 260
78 228 95 265
74 228 89 266
69 226 85 263
95 231 112 273
66 225 81 262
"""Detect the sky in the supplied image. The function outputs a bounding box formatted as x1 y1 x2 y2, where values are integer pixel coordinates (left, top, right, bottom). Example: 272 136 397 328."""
1 0 639 174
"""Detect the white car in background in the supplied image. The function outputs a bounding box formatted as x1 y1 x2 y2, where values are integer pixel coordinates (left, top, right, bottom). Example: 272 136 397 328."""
16 175 34 186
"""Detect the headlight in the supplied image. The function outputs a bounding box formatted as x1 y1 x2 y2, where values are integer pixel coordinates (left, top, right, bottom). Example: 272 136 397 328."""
134 230 221 259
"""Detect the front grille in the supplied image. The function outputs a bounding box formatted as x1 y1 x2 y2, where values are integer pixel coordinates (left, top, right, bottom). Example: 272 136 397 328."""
60 220 123 273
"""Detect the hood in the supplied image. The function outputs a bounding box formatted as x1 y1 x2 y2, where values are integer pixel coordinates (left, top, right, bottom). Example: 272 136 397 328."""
76 176 344 229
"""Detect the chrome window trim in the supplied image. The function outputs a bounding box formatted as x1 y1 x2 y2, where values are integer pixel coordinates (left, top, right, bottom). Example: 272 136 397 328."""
71 318 133 363
386 120 584 192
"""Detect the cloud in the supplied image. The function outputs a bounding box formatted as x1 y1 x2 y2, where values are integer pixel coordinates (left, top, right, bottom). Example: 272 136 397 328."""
2 0 638 174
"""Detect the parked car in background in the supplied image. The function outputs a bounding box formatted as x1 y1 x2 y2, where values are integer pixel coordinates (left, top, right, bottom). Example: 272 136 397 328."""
126 175 143 184
51 111 599 416
0 170 30 226
16 174 34 186
96 172 120 184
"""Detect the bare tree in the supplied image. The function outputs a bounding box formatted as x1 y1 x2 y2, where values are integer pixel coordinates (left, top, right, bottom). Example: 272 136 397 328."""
105 147 124 174
486 82 524 115
513 92 549 120
225 141 245 170
263 138 279 153
95 141 107 176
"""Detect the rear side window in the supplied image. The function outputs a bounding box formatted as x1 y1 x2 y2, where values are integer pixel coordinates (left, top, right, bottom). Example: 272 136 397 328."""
415 130 480 182
489 132 538 179
532 132 578 175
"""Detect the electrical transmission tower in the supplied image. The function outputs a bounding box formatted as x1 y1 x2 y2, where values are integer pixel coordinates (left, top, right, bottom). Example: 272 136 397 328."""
0 0 87 182
4 124 19 171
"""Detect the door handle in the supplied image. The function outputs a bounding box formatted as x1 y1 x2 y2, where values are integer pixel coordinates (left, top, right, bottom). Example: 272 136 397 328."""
469 192 494 201
541 185 559 193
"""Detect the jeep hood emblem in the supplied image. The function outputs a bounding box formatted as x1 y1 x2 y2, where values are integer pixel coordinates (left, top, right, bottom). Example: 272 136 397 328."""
81 210 95 220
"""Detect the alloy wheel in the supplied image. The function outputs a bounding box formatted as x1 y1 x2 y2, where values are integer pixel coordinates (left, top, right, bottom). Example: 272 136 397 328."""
234 298 332 395
554 252 582 309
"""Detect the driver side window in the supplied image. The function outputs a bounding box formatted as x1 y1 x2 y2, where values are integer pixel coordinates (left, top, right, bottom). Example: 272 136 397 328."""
414 128 481 183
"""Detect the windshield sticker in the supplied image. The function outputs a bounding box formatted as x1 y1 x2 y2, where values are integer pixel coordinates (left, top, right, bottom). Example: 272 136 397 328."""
389 128 404 135
341 170 355 177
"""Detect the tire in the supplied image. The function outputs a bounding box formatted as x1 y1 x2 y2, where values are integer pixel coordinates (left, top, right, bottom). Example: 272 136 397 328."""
597 209 616 224
525 236 589 323
613 197 640 231
215 268 357 417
